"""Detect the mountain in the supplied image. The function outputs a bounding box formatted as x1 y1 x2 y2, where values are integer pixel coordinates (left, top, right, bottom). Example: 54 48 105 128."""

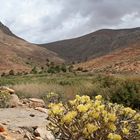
0 22 19 38
41 27 140 63
0 22 64 73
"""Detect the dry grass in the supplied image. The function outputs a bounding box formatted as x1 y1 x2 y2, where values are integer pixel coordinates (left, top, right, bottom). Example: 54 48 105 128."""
12 83 63 98
12 81 95 102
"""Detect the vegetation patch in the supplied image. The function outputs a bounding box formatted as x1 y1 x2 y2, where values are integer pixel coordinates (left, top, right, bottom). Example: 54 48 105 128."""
0 91 10 108
47 95 140 140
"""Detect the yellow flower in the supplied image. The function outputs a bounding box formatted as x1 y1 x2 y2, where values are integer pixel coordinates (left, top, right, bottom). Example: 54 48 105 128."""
108 113 117 122
122 128 129 135
83 123 98 136
81 95 90 103
104 116 109 123
76 95 91 104
94 100 102 106
108 123 117 131
85 103 92 109
77 104 89 113
90 111 100 119
123 121 128 126
134 114 140 121
69 99 76 106
95 95 102 100
49 103 64 115
102 110 108 116
76 95 81 100
108 133 122 140
62 111 77 124
123 107 136 116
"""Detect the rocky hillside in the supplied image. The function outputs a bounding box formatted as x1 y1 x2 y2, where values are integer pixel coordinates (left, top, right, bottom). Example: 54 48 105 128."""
41 27 140 63
0 22 64 73
75 44 140 74
0 22 20 39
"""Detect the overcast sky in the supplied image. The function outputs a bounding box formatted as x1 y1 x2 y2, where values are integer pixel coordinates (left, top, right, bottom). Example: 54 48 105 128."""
0 0 140 43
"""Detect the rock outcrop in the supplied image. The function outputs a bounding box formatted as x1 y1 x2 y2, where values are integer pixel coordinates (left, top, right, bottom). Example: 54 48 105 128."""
0 87 54 140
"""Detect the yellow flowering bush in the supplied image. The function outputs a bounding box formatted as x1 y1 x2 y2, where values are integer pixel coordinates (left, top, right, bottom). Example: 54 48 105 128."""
47 95 140 140
0 91 10 108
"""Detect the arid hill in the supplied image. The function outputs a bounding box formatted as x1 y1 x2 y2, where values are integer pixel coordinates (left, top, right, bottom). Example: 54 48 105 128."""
0 22 64 73
41 27 140 64
75 44 140 74
0 21 140 74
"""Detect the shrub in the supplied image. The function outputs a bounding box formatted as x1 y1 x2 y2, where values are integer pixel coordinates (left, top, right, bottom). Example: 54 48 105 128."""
31 66 38 74
9 70 15 76
0 91 10 108
41 92 60 104
54 65 61 73
61 64 67 73
76 67 83 71
110 81 140 109
90 75 140 109
1 72 6 77
47 95 140 140
68 65 74 72
47 66 56 74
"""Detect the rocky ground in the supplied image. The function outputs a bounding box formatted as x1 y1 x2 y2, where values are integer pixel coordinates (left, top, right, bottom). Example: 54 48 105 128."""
0 87 54 140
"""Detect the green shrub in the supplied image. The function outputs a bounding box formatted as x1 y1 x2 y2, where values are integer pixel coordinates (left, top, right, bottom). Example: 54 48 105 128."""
59 80 74 86
47 66 56 74
89 75 140 109
9 70 15 76
1 72 6 77
31 66 38 74
110 80 140 109
61 64 67 72
41 92 60 104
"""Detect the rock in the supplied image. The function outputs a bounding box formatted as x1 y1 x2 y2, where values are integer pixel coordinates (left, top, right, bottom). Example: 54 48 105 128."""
35 126 54 140
35 107 48 114
45 131 55 140
5 88 15 95
0 135 5 140
29 114 35 117
29 98 45 108
0 124 5 132
0 128 16 140
0 102 53 140
35 137 44 140
0 87 15 94
8 94 20 108
24 131 34 140
34 126 46 139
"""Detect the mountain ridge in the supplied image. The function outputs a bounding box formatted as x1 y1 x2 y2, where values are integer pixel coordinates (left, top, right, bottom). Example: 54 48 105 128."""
0 21 139 74
0 21 21 39
40 27 140 63
0 22 64 73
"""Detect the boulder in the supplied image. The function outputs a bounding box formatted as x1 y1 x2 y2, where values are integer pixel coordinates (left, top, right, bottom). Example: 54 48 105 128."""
0 124 16 140
0 124 5 132
0 87 15 94
35 137 44 140
35 107 48 114
8 94 20 108
29 98 45 108
35 126 54 140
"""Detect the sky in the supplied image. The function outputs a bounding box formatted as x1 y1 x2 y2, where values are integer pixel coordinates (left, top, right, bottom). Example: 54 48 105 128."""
0 0 140 43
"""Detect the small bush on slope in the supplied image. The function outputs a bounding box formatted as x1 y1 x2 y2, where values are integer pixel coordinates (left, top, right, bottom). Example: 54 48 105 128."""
47 95 140 140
